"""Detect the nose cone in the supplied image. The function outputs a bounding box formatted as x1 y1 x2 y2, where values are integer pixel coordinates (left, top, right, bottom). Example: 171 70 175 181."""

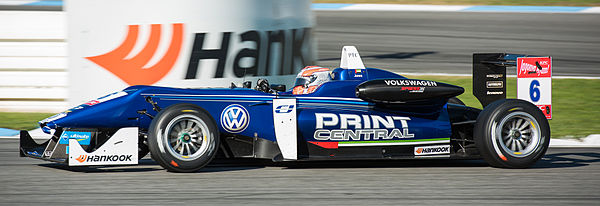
40 91 141 130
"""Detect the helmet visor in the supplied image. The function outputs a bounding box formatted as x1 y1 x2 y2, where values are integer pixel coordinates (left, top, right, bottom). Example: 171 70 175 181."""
294 77 309 87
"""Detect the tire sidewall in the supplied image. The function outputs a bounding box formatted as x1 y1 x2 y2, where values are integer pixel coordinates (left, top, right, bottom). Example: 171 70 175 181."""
148 104 219 172
475 99 550 168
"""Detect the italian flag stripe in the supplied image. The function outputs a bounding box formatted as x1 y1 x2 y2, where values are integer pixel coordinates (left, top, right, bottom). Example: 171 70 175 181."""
338 138 449 144
308 138 450 149
338 138 450 147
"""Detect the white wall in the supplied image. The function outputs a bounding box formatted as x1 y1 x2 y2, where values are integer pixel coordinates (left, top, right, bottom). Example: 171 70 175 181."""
0 11 67 112
1 0 315 113
67 0 315 106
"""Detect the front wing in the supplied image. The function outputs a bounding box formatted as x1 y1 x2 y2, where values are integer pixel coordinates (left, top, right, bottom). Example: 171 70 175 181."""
20 128 138 166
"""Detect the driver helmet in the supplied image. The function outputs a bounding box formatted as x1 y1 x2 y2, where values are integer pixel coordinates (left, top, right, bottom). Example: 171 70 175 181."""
293 66 331 95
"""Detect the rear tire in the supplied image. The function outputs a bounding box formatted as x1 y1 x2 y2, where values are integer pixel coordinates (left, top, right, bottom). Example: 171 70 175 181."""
474 99 550 168
148 104 219 172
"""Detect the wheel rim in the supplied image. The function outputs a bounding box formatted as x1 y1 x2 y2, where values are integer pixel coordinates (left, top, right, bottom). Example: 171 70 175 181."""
495 112 541 158
163 114 212 161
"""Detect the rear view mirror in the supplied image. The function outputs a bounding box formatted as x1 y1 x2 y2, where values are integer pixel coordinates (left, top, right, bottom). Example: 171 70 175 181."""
271 84 286 92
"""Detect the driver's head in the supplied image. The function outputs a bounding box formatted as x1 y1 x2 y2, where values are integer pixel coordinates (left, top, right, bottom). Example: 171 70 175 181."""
293 66 331 95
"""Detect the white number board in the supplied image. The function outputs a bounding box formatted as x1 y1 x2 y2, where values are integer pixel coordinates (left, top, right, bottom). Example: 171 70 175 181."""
516 57 552 119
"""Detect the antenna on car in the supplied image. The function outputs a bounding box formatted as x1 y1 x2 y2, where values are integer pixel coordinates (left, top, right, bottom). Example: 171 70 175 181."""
242 67 247 87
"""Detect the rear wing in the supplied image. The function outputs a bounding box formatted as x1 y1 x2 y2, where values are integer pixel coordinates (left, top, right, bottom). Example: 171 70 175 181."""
472 53 544 107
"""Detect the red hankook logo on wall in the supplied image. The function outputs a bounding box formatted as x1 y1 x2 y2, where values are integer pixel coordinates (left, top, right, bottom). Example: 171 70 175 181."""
85 23 184 85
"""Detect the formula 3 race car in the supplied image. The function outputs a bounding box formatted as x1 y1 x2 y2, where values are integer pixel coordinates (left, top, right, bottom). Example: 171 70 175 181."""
20 46 550 172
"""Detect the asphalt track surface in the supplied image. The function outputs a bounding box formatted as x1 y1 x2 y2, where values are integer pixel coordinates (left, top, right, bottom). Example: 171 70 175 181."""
1 139 599 205
315 11 600 77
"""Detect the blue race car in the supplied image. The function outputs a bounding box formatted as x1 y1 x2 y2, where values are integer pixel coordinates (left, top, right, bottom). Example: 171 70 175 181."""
20 46 550 172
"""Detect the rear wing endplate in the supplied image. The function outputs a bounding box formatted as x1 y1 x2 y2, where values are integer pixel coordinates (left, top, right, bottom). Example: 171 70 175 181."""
472 53 542 107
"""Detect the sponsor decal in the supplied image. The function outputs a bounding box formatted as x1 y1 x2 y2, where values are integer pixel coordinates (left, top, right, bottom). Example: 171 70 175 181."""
83 91 128 106
220 104 250 133
487 91 504 95
347 51 359 58
486 74 503 79
75 154 132 163
414 145 450 156
86 24 184 85
67 127 138 166
384 79 437 87
59 131 92 145
486 81 503 89
354 69 363 77
537 105 551 119
76 155 87 163
517 57 552 119
185 28 312 79
275 104 295 113
401 87 425 93
518 58 551 78
27 151 41 157
62 106 83 114
86 24 312 86
314 113 414 141
84 101 100 106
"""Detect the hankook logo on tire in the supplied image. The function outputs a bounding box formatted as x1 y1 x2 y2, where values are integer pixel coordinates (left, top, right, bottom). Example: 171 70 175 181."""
220 104 249 133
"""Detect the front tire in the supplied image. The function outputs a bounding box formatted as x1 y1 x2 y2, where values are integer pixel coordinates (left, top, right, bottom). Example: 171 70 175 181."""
148 104 220 172
474 99 550 168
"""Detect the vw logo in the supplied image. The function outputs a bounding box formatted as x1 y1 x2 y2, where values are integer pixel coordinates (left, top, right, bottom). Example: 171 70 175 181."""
220 104 250 133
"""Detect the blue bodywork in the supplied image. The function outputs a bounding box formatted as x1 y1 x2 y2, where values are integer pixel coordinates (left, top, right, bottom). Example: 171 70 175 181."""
40 67 461 159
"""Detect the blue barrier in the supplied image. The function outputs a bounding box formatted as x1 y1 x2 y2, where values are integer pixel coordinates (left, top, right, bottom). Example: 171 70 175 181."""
0 128 19 137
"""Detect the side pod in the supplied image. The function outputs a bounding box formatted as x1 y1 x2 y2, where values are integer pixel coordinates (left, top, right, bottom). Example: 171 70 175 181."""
356 78 464 103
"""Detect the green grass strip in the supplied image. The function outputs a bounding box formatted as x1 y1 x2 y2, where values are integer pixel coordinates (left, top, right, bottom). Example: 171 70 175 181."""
0 112 54 131
338 138 450 144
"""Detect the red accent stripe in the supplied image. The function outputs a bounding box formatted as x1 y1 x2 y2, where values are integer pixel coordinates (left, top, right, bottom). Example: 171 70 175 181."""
500 154 508 161
308 141 338 149
170 160 179 167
